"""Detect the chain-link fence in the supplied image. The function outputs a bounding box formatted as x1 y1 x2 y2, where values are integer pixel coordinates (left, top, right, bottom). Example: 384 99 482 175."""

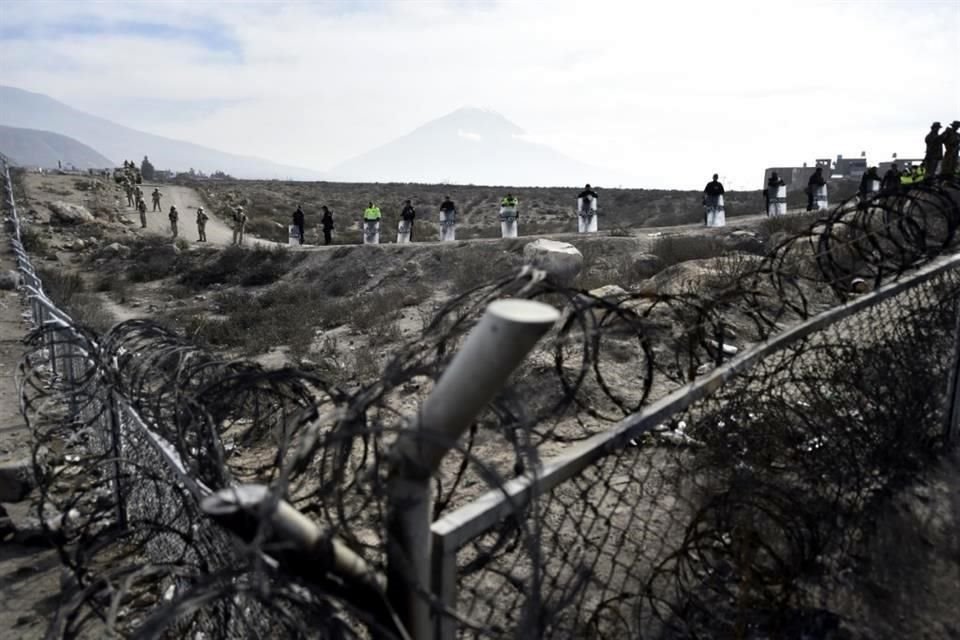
4 161 959 639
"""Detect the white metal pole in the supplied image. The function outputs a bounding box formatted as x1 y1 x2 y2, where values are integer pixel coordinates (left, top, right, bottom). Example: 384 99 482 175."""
201 484 383 587
387 299 559 640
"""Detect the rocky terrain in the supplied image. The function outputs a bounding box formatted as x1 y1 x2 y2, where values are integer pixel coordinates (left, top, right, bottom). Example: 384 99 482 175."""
1 168 956 639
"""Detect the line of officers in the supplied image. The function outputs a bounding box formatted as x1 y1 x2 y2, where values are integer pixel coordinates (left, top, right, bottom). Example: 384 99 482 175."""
286 185 601 245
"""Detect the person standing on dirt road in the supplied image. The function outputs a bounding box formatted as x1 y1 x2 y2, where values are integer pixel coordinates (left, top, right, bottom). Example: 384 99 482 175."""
400 199 416 241
440 196 456 216
151 188 162 212
702 174 724 224
293 205 306 245
321 206 334 245
923 122 943 178
764 172 784 214
136 198 147 228
134 185 143 206
578 184 599 200
168 205 179 239
232 206 247 245
881 163 901 193
196 207 208 242
806 168 826 211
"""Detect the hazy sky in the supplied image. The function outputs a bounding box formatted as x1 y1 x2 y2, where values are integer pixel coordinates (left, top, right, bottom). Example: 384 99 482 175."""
2 0 958 189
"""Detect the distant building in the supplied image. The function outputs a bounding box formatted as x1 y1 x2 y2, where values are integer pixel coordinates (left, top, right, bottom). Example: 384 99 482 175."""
764 153 881 191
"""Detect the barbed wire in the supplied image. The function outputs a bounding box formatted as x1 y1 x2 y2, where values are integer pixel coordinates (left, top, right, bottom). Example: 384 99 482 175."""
9 171 960 638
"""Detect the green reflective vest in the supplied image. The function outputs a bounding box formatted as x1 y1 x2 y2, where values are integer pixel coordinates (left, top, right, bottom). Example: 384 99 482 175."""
501 197 518 207
363 206 382 220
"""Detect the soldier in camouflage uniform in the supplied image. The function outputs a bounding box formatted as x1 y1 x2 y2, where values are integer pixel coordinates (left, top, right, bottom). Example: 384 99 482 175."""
169 205 179 239
137 198 147 228
124 181 134 207
232 206 247 246
196 207 208 242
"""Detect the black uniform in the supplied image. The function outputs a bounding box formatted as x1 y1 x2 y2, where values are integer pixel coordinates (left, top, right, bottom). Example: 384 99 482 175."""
858 168 881 197
703 180 724 197
293 206 305 245
321 208 334 245
881 167 901 192
400 203 416 241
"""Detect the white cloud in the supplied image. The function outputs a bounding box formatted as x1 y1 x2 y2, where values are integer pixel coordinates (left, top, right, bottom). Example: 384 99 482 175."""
1 0 958 189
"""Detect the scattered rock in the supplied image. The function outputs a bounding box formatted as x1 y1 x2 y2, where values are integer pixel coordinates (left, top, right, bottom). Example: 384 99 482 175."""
523 239 583 285
0 269 19 290
103 242 131 258
706 339 739 357
630 253 664 279
71 239 86 251
723 230 765 254
0 457 36 502
588 284 628 299
48 201 95 225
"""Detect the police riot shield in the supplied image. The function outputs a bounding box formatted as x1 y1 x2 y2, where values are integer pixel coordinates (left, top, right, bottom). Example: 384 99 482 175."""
439 209 456 241
499 206 518 239
577 196 598 233
813 184 828 211
288 225 300 246
768 184 787 216
363 220 380 245
397 219 411 244
704 194 725 227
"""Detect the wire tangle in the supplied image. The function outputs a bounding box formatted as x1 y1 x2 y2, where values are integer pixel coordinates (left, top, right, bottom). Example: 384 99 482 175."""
7 171 960 639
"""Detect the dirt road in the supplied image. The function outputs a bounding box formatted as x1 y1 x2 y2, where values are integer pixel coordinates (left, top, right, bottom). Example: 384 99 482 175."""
135 183 255 246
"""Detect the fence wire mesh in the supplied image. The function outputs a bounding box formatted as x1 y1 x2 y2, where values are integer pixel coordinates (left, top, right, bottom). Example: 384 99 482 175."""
4 162 960 639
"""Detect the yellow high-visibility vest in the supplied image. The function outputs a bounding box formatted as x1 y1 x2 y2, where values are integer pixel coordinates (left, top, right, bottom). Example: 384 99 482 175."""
363 206 382 220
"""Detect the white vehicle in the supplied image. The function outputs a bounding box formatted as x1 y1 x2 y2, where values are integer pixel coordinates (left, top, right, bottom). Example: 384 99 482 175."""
397 219 411 244
439 209 456 241
363 219 380 245
577 196 598 233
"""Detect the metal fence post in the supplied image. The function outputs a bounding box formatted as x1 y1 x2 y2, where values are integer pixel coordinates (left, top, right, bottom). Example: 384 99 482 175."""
431 537 459 640
944 300 960 445
108 394 128 528
387 299 559 640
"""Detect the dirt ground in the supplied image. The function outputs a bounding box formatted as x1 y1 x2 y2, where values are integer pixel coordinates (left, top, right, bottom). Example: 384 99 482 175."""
0 237 65 640
1 169 957 639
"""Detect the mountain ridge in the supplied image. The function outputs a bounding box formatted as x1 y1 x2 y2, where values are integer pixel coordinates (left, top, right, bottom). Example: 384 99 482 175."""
0 86 322 180
0 125 114 169
329 107 637 187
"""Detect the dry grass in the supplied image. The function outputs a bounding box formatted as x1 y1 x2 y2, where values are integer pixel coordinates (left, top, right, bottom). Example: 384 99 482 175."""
650 235 727 267
37 268 113 332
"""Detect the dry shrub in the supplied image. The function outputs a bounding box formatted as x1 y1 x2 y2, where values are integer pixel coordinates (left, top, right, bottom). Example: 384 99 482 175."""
650 235 726 267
